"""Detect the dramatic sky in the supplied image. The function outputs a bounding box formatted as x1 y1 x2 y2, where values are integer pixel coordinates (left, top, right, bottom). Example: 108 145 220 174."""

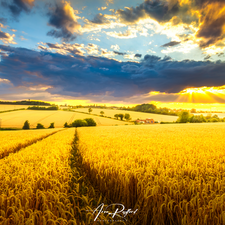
0 0 225 110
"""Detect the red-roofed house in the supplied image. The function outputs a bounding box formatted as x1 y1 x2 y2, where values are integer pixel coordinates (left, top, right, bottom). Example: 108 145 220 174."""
136 118 155 124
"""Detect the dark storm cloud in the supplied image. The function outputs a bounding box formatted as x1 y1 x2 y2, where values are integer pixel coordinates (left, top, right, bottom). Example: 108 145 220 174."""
113 51 126 56
161 41 181 47
134 54 142 58
1 45 225 101
47 1 80 42
1 0 34 17
115 0 195 25
89 13 110 24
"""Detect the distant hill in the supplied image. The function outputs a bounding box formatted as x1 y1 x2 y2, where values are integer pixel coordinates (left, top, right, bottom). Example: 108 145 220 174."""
0 100 51 106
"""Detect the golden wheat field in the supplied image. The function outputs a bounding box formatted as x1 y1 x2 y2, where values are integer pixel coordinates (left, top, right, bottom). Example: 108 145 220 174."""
0 110 130 128
1 123 225 224
0 128 111 225
74 108 178 122
0 128 62 158
77 123 225 225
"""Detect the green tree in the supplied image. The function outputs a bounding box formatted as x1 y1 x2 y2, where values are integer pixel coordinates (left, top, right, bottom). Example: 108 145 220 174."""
64 122 69 128
176 111 190 123
71 119 88 127
22 120 30 129
118 113 124 121
88 108 92 114
124 113 131 121
210 118 219 122
36 123 45 129
189 115 206 123
205 113 212 120
212 114 219 119
114 114 119 119
100 111 104 116
84 118 97 126
48 122 55 128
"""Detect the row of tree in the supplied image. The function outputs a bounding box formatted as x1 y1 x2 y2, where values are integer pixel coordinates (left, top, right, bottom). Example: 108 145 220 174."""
22 121 55 129
88 108 132 121
128 103 178 116
177 111 225 123
64 118 97 127
22 118 97 129
114 113 131 121
0 100 51 105
27 106 58 110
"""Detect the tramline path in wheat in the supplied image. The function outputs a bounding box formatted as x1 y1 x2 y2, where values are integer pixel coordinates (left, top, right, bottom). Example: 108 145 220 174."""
0 128 110 225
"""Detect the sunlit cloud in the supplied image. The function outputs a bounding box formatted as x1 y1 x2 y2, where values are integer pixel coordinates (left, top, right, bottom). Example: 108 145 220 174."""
47 0 82 42
0 30 16 44
105 29 137 39
110 44 120 51
177 86 225 103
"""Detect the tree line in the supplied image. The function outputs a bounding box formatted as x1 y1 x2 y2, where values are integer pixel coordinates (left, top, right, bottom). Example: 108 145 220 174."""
127 104 178 116
177 111 225 123
22 118 97 129
22 121 55 129
27 106 58 110
0 100 51 106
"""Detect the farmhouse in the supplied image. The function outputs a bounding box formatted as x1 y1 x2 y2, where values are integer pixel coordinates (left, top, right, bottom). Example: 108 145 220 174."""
136 118 155 124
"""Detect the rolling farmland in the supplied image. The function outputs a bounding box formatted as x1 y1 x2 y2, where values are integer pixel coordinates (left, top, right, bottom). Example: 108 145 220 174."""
0 110 130 128
74 108 178 122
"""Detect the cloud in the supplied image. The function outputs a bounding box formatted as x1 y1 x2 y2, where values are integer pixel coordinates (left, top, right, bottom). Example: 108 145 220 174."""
42 42 85 56
161 41 181 47
109 0 225 49
115 0 189 25
98 7 107 11
47 1 81 42
113 51 126 56
1 0 35 17
38 42 120 59
0 78 10 83
1 45 225 103
105 29 137 38
105 0 114 6
82 14 125 33
196 1 225 48
218 53 224 57
111 44 120 51
0 30 16 44
134 54 142 58
89 13 110 24
204 55 211 60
